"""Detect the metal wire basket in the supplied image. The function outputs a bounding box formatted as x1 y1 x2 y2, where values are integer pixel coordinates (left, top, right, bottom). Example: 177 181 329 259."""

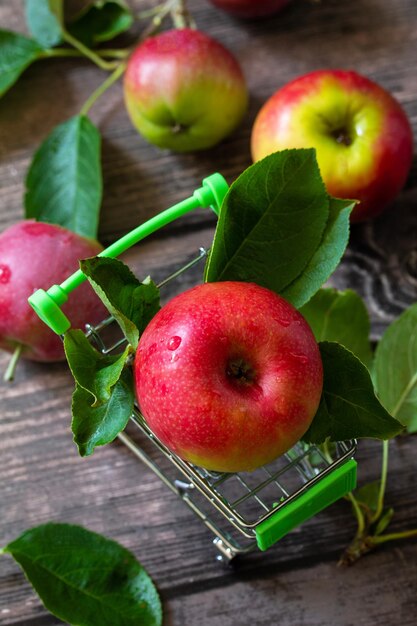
29 175 357 563
84 248 357 562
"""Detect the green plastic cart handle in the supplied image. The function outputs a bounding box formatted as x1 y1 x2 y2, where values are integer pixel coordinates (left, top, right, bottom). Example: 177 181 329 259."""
28 173 228 336
255 458 357 551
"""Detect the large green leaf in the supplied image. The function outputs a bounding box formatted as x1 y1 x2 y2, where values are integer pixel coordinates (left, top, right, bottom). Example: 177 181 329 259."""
72 370 134 456
69 0 134 47
25 115 102 239
303 342 403 444
281 198 354 308
25 0 62 47
300 288 373 368
64 329 132 407
80 257 160 350
0 30 43 98
374 303 417 432
3 523 162 626
204 149 329 295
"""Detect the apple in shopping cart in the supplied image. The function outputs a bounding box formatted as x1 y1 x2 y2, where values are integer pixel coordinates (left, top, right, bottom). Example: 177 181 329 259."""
123 28 248 152
251 70 413 222
207 0 291 18
134 281 323 473
0 220 105 367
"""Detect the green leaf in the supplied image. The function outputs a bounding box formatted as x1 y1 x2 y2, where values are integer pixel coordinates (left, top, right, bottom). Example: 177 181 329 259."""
80 257 160 350
69 0 134 47
303 342 403 444
4 523 162 626
300 288 373 368
354 481 380 514
64 329 132 407
204 149 329 295
374 507 394 536
25 115 102 239
72 369 134 456
25 0 62 47
0 30 43 98
47 0 64 26
281 198 354 308
374 303 417 432
64 330 135 455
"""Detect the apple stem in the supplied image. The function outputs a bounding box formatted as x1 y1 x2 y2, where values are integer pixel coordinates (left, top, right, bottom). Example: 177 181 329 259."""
3 344 23 383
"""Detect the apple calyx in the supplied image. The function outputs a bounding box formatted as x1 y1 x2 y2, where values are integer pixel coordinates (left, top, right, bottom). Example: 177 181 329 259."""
331 126 353 146
226 357 256 386
171 122 189 135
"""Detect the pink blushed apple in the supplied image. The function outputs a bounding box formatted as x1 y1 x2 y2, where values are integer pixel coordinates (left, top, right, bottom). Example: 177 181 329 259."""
251 70 413 222
123 28 248 152
208 0 291 19
134 282 323 473
0 220 106 363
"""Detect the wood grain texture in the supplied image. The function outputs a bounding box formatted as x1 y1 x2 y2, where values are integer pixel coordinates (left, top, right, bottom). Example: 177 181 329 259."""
1 0 417 624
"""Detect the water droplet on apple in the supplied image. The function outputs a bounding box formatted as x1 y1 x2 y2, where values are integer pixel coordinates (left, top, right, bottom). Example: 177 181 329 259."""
290 352 308 364
167 335 182 351
274 314 291 327
0 264 11 284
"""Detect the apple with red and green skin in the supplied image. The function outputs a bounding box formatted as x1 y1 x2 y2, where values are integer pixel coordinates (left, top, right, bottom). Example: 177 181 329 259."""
123 28 248 152
251 70 413 222
208 0 291 18
0 220 105 364
134 281 323 473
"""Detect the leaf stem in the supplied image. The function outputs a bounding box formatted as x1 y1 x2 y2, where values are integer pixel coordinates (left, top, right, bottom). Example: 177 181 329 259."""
373 528 417 544
170 0 196 29
136 2 173 19
3 344 23 382
80 62 127 116
346 491 366 535
39 47 130 61
371 440 389 523
61 29 120 70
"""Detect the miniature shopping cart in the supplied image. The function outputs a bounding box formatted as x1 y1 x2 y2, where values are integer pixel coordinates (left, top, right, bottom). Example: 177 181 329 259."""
29 174 357 562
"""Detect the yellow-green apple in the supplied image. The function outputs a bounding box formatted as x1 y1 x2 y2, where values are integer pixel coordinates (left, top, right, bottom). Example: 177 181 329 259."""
123 28 248 152
134 281 323 473
251 70 413 222
208 0 291 18
0 220 105 363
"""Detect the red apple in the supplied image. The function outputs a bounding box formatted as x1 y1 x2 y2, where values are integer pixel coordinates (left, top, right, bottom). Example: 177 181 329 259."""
134 281 323 473
123 28 248 152
251 70 413 222
208 0 291 18
0 220 105 363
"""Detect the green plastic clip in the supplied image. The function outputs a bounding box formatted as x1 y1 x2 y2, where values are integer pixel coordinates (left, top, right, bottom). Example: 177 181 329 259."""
255 458 357 551
28 173 229 336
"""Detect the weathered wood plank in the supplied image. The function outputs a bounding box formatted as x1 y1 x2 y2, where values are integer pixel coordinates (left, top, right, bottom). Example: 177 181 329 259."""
1 0 417 624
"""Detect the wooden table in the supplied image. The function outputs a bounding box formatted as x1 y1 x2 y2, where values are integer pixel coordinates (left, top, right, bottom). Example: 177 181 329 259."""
1 1 417 624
